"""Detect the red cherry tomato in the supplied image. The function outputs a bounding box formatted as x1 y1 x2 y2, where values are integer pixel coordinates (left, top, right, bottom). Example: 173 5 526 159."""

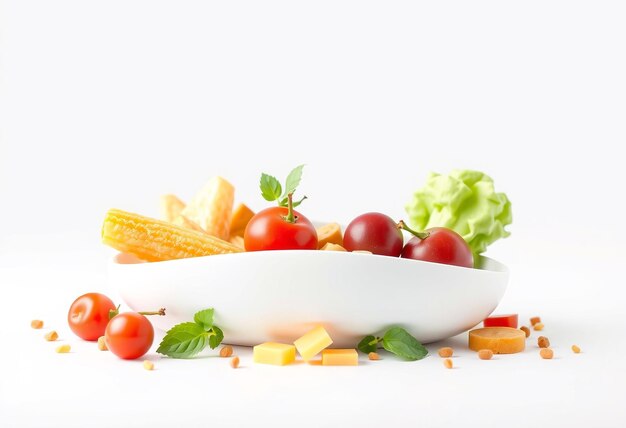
244 206 318 251
483 314 518 328
343 212 403 256
105 312 154 360
68 293 116 341
401 227 473 268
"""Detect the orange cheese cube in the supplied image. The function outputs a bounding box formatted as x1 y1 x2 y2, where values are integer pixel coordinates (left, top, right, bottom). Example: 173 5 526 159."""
316 223 343 249
294 326 333 360
321 349 359 366
253 342 296 366
229 203 255 238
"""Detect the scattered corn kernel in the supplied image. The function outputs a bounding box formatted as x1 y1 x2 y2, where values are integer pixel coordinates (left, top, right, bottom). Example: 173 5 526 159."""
443 358 453 369
533 322 544 331
220 345 234 358
520 326 531 337
55 344 71 353
438 347 454 358
368 352 380 361
537 336 550 348
539 348 554 359
572 345 581 354
44 331 58 341
530 317 541 326
478 349 494 360
230 356 240 369
143 360 154 370
97 336 108 351
31 320 44 329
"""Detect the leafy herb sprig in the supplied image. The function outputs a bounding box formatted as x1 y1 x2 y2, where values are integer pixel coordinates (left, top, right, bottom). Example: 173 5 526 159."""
260 164 307 209
357 327 428 361
157 308 224 359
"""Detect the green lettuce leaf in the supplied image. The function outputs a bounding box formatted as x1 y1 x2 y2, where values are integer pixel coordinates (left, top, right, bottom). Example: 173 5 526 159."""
405 169 512 255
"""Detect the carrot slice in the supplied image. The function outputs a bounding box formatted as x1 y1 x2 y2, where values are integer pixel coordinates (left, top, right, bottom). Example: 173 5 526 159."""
468 327 526 354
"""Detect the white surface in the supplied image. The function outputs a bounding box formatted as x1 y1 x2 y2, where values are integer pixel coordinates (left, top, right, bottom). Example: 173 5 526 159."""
1 0 626 427
111 250 508 346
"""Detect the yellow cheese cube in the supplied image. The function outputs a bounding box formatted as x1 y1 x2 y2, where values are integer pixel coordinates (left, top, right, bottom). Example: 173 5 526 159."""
253 342 296 366
294 326 334 360
321 349 359 366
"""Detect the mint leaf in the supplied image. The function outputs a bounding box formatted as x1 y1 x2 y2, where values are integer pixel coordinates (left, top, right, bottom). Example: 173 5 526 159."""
260 173 282 202
193 308 214 330
281 164 305 199
382 327 428 361
357 335 379 354
209 326 224 349
157 322 210 359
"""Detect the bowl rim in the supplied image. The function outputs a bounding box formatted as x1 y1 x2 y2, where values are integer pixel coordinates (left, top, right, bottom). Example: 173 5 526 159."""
109 249 508 275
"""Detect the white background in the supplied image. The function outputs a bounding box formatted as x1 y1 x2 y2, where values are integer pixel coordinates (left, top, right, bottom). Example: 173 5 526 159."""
1 1 626 427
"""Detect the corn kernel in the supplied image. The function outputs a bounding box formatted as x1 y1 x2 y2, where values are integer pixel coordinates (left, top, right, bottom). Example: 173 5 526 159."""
537 336 550 348
443 358 453 369
55 344 71 353
368 352 380 361
97 336 108 351
44 331 58 341
31 320 44 329
143 360 154 370
438 347 454 358
230 356 240 369
540 348 554 359
572 345 581 354
533 322 544 331
220 345 234 358
478 349 494 360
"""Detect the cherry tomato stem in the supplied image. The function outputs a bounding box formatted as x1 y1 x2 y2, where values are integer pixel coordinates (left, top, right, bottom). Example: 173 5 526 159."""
284 193 296 223
397 220 430 240
109 306 166 319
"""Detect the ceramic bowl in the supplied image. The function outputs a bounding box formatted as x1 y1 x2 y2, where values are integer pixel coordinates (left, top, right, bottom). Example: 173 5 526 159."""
109 249 508 347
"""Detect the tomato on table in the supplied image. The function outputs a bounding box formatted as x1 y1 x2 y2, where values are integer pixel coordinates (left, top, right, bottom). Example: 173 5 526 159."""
105 312 155 360
483 314 519 329
67 293 116 341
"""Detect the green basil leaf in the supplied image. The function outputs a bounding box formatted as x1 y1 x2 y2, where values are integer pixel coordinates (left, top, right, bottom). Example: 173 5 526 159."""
382 327 428 361
357 335 379 354
193 308 214 330
157 322 209 359
209 326 224 349
281 164 305 199
260 173 282 202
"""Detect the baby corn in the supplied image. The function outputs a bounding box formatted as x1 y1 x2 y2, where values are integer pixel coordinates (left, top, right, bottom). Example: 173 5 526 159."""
102 209 243 262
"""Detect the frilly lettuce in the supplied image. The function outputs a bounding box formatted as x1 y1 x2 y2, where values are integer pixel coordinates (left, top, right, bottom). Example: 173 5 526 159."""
405 170 512 255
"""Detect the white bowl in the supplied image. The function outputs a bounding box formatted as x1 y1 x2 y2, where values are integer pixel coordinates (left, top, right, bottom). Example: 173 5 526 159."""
108 249 509 347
